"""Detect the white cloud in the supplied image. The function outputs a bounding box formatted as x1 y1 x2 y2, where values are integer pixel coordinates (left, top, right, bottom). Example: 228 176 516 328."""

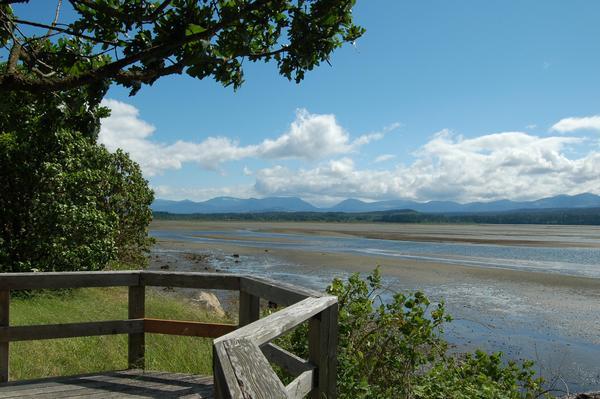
374 154 396 163
551 115 600 133
243 166 253 176
99 100 388 175
153 185 256 201
253 131 600 203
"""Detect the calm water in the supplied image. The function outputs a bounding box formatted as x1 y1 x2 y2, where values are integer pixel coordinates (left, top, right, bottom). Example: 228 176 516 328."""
152 229 600 278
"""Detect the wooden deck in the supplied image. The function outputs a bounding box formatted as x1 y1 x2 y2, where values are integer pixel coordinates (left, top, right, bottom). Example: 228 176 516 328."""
0 271 339 398
0 370 213 398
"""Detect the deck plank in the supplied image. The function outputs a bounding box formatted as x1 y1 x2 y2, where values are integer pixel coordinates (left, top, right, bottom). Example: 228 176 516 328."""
0 371 213 398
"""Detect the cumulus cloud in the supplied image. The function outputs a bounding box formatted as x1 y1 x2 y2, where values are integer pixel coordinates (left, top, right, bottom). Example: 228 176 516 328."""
374 154 396 163
551 115 600 133
153 184 256 201
253 131 600 203
99 100 389 175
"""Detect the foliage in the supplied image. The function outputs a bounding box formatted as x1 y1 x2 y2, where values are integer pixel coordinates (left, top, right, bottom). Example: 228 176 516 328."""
414 352 547 399
0 0 364 94
278 268 550 399
0 89 153 272
153 207 600 225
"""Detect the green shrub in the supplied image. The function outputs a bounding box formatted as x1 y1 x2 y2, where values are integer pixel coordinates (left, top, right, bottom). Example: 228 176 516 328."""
278 268 549 399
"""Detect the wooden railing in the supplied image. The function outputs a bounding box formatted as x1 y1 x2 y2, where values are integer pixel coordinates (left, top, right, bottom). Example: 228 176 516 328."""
0 271 338 398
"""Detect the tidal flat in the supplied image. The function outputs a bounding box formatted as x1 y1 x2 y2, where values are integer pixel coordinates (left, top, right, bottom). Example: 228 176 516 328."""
150 220 600 393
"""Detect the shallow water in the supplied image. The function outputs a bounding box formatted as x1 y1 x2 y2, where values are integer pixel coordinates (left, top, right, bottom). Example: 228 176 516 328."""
151 228 600 393
152 229 600 278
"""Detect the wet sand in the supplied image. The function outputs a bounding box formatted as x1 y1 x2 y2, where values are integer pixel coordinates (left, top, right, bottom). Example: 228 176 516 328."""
151 220 600 248
150 220 600 392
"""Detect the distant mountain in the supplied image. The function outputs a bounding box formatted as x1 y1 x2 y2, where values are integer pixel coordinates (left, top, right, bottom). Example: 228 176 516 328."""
327 193 600 213
152 193 600 214
152 196 318 214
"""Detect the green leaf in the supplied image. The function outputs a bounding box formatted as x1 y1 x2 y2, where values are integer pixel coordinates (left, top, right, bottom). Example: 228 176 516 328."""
185 24 206 37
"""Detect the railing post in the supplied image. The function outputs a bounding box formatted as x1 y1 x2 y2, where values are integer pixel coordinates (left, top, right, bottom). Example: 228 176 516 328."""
238 290 260 327
128 284 145 369
309 303 338 399
0 289 8 383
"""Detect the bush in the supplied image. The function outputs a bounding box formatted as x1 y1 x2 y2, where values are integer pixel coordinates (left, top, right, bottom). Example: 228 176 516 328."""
0 87 153 272
278 268 549 399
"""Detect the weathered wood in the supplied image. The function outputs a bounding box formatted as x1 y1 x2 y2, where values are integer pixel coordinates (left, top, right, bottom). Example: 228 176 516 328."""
0 290 8 383
128 285 145 369
0 320 143 342
261 343 314 377
0 371 214 398
285 369 314 399
144 318 236 338
141 272 240 291
213 343 242 399
223 338 287 398
216 296 336 347
238 291 259 327
240 276 321 307
308 303 338 399
0 272 140 290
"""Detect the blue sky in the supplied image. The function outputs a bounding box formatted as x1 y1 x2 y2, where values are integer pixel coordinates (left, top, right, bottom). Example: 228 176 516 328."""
14 1 600 205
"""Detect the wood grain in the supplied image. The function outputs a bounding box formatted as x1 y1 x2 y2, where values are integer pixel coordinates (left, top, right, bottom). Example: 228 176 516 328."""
128 285 145 369
144 319 236 338
0 320 144 342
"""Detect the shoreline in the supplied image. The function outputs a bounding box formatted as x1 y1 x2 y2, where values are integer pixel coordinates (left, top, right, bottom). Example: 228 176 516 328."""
150 220 600 249
155 237 600 292
149 221 600 391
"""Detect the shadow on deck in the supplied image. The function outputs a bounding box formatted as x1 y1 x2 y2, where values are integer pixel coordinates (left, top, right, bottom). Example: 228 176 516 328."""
0 370 213 398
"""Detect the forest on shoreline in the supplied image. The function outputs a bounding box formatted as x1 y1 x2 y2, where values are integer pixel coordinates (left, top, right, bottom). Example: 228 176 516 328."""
153 207 600 225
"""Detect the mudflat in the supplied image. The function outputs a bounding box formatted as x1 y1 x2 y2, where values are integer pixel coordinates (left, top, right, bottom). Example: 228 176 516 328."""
151 220 600 391
151 220 600 248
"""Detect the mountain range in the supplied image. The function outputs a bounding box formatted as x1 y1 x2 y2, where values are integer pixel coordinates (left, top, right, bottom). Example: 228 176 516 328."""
152 193 600 214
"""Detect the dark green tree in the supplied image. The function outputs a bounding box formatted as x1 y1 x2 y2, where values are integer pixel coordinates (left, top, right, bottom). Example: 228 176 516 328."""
0 0 364 94
0 87 154 272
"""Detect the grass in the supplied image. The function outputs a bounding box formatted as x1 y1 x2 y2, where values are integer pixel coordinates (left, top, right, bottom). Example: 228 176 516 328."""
8 287 228 381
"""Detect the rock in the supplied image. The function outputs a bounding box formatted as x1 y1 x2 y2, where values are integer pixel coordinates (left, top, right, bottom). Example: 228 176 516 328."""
232 254 240 258
192 291 226 318
160 264 170 270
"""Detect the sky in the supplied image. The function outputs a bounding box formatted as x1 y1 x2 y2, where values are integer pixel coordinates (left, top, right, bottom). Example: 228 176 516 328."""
16 1 600 206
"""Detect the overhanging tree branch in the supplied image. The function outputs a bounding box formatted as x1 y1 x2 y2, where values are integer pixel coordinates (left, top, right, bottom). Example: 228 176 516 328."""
0 0 364 94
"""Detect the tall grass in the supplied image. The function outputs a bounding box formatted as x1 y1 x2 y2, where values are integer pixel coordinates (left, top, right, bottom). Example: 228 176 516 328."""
9 287 226 381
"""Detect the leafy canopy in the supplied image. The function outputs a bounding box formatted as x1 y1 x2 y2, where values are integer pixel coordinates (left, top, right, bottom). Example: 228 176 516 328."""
0 87 154 272
0 0 364 94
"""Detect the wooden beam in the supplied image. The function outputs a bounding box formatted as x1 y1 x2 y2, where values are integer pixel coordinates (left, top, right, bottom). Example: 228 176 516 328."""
216 296 337 347
0 290 8 383
223 338 287 398
141 272 240 291
238 291 259 327
309 303 338 399
0 320 144 342
285 369 315 399
214 342 243 399
128 285 145 369
240 276 321 307
0 272 140 290
261 343 314 377
144 319 236 338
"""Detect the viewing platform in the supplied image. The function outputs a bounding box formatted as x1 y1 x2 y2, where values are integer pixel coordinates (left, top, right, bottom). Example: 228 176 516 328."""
0 271 339 398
